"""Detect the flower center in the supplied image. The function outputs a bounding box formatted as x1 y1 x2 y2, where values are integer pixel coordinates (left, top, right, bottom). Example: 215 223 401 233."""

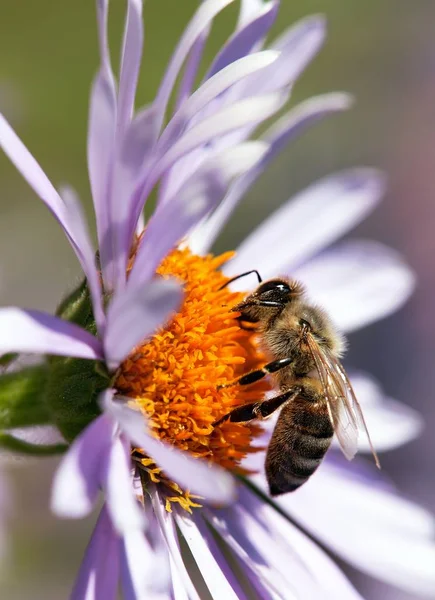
115 247 268 511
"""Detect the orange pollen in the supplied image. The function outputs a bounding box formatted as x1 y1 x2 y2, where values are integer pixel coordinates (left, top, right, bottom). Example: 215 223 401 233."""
115 247 268 510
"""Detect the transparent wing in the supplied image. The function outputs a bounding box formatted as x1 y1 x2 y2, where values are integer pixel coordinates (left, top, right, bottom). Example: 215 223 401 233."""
326 353 381 469
306 334 380 468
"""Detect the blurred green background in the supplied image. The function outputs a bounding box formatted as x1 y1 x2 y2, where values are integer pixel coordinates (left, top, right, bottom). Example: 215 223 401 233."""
1 1 435 598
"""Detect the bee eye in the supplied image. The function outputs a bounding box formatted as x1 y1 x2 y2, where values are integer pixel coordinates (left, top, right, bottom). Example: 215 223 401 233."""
254 279 292 308
257 280 291 295
300 319 311 331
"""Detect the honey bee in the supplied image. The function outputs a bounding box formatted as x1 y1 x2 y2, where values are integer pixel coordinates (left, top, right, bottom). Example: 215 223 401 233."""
215 271 380 495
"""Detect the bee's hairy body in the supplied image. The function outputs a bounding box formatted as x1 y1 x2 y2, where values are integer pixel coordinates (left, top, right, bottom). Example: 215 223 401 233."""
265 377 333 494
251 311 334 491
215 274 350 495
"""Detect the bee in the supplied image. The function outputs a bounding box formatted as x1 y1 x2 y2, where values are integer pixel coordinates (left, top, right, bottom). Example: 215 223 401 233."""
215 270 380 496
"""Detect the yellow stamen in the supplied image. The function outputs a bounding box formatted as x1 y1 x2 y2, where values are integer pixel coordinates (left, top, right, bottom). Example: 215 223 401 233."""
116 247 268 509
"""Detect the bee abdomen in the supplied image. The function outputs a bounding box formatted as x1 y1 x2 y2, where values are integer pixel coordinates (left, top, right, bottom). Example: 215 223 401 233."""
266 404 333 496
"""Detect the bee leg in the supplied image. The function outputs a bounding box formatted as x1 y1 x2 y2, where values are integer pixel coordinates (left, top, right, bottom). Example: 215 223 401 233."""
214 387 301 426
218 357 293 390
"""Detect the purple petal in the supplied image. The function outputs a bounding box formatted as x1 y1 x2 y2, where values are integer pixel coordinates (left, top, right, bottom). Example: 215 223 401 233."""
158 50 278 205
87 69 117 291
89 3 116 272
96 0 112 74
251 464 435 596
121 104 158 172
0 114 67 228
341 372 423 452
169 559 189 600
120 517 170 600
60 186 105 334
207 0 279 77
204 499 321 599
262 92 353 158
131 88 284 237
153 0 237 136
0 116 105 317
51 414 113 518
158 50 279 163
163 5 291 185
0 308 103 359
103 434 145 533
215 14 326 122
294 239 416 332
107 105 159 292
91 0 143 292
70 505 121 600
117 0 143 133
151 91 286 187
5 425 65 446
128 168 229 288
89 0 117 255
238 0 275 27
239 484 364 599
103 397 236 506
225 556 278 600
188 94 352 254
174 29 209 111
150 488 201 600
122 75 278 283
175 512 247 600
223 169 385 283
128 141 267 290
262 14 326 91
104 279 183 370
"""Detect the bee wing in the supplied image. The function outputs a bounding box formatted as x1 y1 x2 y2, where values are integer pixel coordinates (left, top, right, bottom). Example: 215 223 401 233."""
306 335 358 461
326 353 381 469
306 334 380 468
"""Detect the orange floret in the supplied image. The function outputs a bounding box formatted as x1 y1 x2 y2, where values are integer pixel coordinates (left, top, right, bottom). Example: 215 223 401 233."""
115 247 268 510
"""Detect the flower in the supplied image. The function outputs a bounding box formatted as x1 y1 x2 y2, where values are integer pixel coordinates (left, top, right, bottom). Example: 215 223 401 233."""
0 0 433 599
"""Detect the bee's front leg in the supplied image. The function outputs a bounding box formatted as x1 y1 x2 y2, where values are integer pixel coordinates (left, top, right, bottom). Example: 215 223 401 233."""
217 357 294 390
213 387 301 426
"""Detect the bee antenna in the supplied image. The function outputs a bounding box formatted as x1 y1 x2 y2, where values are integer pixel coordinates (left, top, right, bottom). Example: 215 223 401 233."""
219 270 262 290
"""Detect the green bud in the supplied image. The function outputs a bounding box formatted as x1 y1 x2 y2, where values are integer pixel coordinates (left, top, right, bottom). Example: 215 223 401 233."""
0 353 19 368
45 278 109 442
0 364 51 429
0 279 110 449
45 355 108 443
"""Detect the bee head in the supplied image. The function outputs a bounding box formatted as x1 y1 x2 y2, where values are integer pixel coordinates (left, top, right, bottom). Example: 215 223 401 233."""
232 278 304 324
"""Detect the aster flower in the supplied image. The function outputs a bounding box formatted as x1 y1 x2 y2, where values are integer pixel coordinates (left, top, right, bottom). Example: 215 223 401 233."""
0 0 433 599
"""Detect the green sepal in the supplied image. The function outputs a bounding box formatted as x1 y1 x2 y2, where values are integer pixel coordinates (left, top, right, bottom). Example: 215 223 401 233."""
0 433 67 456
0 353 19 368
45 356 109 443
0 278 111 448
45 278 110 442
55 277 96 326
0 364 51 429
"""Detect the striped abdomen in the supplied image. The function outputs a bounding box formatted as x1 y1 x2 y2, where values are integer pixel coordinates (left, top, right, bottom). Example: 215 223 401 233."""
265 398 333 495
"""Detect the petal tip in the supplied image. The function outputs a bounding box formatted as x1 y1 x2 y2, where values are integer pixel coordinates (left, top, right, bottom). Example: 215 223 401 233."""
341 167 387 206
